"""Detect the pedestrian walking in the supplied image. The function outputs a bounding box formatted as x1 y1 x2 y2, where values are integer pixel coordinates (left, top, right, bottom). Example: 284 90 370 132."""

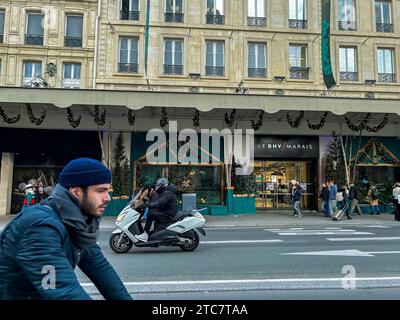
338 185 352 219
392 182 400 221
349 183 362 216
22 183 36 208
319 183 330 217
328 180 338 216
290 180 303 218
367 184 380 215
0 158 132 300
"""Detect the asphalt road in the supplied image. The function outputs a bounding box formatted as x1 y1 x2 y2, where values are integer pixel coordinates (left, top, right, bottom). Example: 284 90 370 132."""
76 224 400 299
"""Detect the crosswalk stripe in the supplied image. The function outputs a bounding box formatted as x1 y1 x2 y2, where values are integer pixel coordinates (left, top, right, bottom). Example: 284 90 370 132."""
326 237 400 241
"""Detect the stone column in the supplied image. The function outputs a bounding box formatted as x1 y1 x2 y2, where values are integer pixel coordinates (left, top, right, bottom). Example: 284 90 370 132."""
0 153 14 216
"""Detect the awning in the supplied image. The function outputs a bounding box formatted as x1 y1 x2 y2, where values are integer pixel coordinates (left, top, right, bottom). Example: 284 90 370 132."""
0 87 399 115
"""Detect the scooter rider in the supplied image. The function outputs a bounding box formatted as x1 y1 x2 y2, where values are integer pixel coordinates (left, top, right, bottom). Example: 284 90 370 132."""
135 178 178 242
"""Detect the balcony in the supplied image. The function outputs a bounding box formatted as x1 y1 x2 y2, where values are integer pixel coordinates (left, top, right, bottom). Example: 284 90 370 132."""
206 14 225 25
63 79 80 89
120 10 140 21
118 63 138 73
376 23 393 32
378 73 396 83
340 71 358 81
64 36 82 48
247 17 266 27
205 66 224 76
289 66 310 80
163 65 183 75
338 20 356 31
165 12 184 23
25 34 43 45
248 68 267 78
0 34 3 43
289 19 308 29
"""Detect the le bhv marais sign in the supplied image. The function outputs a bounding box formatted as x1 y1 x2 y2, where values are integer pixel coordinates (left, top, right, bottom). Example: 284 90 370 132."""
254 136 319 158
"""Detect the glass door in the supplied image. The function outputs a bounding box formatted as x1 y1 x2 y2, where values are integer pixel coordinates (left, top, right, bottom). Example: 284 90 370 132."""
255 160 315 210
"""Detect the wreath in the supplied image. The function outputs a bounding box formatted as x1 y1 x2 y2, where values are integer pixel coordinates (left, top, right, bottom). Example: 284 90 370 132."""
287 111 304 128
160 107 168 128
0 106 21 124
192 109 200 127
91 105 106 126
365 113 389 133
344 113 371 132
128 110 136 126
26 103 46 126
306 112 328 130
66 108 81 128
251 111 264 131
224 109 236 127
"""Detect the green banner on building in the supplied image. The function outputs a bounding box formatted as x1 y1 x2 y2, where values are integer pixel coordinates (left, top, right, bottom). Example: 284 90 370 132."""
321 0 336 89
144 0 150 76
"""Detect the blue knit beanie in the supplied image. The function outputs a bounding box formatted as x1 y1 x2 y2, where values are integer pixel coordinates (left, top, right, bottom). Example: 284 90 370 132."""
59 158 112 188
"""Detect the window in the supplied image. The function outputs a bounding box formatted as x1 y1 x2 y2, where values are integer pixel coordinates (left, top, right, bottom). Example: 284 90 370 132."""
165 0 184 23
119 37 138 73
63 63 81 88
289 44 309 79
65 15 83 47
23 61 42 86
337 0 356 30
248 43 266 78
206 0 224 24
164 39 183 75
121 0 140 20
26 12 44 45
339 47 358 81
377 48 395 82
205 41 224 76
247 0 266 26
289 0 307 29
0 10 4 43
375 0 392 32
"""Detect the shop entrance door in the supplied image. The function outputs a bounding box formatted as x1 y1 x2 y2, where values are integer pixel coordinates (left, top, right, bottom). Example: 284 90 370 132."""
254 160 316 210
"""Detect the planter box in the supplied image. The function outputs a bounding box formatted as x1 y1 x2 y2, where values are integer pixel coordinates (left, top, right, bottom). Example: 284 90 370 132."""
359 203 395 214
104 198 130 217
233 195 256 214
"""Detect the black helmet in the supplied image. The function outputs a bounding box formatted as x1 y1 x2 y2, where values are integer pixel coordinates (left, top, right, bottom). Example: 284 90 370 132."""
155 178 169 193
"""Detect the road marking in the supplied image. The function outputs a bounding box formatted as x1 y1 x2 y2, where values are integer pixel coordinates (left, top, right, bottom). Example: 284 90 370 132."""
201 239 283 244
279 231 372 236
326 237 400 242
364 225 391 229
282 249 374 257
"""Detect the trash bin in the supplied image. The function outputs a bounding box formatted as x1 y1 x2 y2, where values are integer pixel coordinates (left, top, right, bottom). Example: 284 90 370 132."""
182 193 196 211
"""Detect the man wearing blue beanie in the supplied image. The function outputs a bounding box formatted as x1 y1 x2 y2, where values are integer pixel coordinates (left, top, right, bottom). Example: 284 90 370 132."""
0 158 132 300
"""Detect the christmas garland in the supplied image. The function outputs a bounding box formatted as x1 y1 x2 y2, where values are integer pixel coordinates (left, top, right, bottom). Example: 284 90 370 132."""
91 105 106 126
286 111 304 128
160 107 168 128
224 109 236 127
357 138 373 164
251 111 264 131
66 108 81 128
306 112 328 130
26 103 46 126
192 109 200 127
344 113 371 132
128 110 136 126
0 106 21 124
376 138 397 165
365 113 389 133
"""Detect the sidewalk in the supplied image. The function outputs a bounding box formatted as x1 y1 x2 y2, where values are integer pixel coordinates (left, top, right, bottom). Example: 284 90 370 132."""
0 210 398 230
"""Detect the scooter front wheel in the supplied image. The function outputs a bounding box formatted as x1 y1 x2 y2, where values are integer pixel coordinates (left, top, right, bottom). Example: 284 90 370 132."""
109 232 133 253
179 230 200 252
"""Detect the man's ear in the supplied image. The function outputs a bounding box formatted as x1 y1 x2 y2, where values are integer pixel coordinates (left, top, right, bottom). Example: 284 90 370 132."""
69 187 82 198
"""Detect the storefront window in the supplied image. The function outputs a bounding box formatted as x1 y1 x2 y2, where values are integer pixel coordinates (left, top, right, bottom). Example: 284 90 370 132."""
135 163 222 205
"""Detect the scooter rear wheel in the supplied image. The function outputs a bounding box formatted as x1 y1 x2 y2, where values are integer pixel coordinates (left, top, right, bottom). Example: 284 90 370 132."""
179 230 200 252
109 233 133 253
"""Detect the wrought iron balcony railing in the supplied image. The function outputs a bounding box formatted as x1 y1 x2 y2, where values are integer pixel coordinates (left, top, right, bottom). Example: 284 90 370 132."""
247 17 266 27
120 10 140 21
25 34 43 45
206 14 225 25
205 66 224 76
248 68 267 78
376 23 393 32
378 73 396 82
165 12 184 23
338 20 356 31
289 19 308 29
64 36 82 48
289 66 310 79
163 64 183 75
340 71 358 81
118 63 139 73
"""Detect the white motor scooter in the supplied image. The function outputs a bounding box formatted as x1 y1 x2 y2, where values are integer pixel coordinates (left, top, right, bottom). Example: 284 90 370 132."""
109 191 207 253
